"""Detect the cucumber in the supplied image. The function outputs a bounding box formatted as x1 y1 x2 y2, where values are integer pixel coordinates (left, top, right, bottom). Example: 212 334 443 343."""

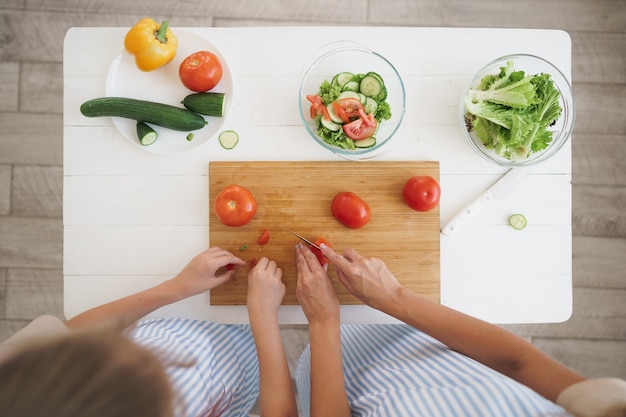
326 103 344 124
359 74 383 98
182 92 226 117
136 121 158 146
337 91 361 101
320 115 341 131
80 97 206 131
332 72 355 87
354 137 376 148
509 213 527 230
342 80 360 92
218 130 239 149
363 97 378 114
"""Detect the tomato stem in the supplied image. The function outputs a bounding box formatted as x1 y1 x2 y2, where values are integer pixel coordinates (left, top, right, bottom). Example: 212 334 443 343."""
155 20 170 43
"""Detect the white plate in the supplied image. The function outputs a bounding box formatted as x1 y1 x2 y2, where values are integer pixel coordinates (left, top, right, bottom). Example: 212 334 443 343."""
106 29 233 155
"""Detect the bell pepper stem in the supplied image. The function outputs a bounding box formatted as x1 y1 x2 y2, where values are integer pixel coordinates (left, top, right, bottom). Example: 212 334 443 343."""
155 20 170 43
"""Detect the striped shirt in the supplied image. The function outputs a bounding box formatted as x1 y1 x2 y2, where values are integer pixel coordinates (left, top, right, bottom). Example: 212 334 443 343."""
129 318 259 417
295 324 572 417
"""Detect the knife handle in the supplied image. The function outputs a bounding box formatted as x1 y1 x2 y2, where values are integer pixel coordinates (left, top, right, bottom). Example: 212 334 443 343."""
440 190 495 236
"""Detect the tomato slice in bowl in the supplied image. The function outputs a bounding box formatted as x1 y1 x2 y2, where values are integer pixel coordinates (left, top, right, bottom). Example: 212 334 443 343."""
332 98 364 123
343 111 378 141
306 94 331 120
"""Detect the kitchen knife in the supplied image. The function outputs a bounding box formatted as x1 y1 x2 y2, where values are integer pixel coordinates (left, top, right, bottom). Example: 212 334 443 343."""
286 229 322 250
441 166 532 236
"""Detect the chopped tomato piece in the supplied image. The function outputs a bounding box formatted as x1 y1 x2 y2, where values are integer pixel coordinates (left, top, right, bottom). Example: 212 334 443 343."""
343 111 378 141
257 228 270 245
306 94 331 120
332 98 364 123
249 258 258 269
309 238 332 267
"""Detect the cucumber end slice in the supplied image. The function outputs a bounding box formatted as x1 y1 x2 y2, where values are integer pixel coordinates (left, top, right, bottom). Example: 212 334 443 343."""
509 214 527 230
219 130 239 149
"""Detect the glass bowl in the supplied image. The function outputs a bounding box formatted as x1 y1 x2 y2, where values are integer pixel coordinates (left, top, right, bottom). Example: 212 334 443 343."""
460 54 575 167
298 41 406 161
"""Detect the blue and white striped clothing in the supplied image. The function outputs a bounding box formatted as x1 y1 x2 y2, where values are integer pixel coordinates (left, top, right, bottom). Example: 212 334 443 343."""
296 324 572 417
128 318 259 417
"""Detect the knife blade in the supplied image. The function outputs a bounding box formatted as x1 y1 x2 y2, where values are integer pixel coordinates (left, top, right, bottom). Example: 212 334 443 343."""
441 166 532 236
286 229 322 250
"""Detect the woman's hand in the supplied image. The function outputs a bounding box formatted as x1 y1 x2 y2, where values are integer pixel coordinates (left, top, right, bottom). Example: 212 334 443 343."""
247 257 285 320
295 243 340 326
168 247 245 299
321 245 403 311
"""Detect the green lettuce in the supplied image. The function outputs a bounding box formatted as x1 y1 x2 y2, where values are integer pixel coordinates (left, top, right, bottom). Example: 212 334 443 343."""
465 60 562 160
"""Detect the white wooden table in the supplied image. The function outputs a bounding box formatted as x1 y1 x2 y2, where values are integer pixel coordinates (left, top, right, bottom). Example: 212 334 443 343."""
63 27 573 324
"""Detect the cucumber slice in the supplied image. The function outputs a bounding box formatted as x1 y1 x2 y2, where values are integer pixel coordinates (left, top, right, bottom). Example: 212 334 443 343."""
376 85 388 100
342 80 360 92
320 116 341 131
365 71 385 84
363 97 378 115
326 103 344 124
337 91 361 101
359 75 383 97
334 72 355 87
509 213 527 230
136 121 158 146
218 130 239 149
354 137 376 148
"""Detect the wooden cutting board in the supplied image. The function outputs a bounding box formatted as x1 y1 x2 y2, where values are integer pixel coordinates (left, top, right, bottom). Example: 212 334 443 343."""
209 161 440 305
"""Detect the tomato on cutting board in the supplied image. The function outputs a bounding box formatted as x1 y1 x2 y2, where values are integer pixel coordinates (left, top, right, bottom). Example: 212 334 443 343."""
257 228 270 245
402 176 441 212
331 191 371 229
214 184 257 227
310 238 332 267
179 51 223 92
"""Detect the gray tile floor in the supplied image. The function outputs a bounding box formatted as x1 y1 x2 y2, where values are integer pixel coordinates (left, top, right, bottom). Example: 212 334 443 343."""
1 0 625 390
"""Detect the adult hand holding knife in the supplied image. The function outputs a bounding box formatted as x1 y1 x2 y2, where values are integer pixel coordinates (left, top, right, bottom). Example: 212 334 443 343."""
441 166 532 236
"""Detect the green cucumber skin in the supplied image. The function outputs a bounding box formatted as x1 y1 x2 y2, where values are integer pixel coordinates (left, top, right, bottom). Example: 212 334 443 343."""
182 92 225 117
80 97 207 131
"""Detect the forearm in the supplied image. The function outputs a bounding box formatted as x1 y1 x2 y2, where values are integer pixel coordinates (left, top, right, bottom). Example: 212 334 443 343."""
65 279 184 331
250 314 298 417
309 321 351 417
384 288 585 401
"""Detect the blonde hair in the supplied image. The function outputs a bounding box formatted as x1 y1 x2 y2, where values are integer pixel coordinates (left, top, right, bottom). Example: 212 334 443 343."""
0 330 173 417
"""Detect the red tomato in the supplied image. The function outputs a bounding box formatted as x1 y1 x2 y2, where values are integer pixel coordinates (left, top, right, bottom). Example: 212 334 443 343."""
306 94 331 120
224 263 236 271
249 258 258 269
309 238 332 267
258 228 270 245
331 191 371 229
332 98 364 123
343 110 378 141
179 51 223 92
402 176 441 212
214 184 257 227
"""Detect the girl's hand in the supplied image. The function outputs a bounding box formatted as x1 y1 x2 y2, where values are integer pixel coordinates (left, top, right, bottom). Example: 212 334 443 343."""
295 244 340 326
247 257 285 319
321 245 403 311
169 247 244 299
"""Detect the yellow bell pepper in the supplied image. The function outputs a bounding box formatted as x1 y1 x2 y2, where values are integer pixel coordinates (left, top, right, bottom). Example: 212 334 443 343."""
124 18 178 72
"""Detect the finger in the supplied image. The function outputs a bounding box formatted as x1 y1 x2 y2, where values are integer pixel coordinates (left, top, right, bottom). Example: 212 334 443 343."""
321 244 354 269
295 244 312 273
211 270 235 288
254 257 269 270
